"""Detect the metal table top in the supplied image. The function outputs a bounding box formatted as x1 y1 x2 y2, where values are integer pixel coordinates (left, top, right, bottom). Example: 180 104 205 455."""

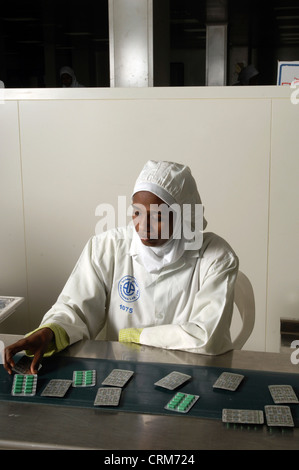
0 334 298 450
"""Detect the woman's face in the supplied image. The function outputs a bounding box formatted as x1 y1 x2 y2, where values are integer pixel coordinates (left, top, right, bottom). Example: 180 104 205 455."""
132 191 174 247
61 73 72 87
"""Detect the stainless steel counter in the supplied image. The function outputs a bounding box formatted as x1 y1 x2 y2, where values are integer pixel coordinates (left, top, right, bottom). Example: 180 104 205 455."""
1 334 299 450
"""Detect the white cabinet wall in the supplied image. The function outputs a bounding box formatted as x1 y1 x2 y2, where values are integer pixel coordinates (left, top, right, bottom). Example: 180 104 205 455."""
0 86 298 352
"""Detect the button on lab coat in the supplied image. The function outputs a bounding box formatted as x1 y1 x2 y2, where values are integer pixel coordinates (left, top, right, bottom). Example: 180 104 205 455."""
40 226 239 355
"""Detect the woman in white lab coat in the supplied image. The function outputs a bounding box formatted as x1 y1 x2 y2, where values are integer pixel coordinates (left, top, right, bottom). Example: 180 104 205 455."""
4 160 238 375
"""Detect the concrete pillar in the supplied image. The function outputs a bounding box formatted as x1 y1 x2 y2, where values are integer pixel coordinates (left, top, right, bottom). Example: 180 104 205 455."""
206 0 228 86
108 0 153 87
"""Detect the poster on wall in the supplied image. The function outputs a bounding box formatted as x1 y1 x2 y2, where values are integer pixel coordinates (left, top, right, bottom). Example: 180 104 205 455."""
0 296 24 323
277 61 299 86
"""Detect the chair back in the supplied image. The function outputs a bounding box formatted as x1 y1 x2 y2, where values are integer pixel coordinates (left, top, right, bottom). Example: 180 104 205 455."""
232 271 255 349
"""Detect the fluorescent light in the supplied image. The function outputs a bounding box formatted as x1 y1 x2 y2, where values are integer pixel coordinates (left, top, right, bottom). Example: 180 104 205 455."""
65 32 92 36
277 15 299 19
183 28 206 33
3 17 38 21
278 25 299 29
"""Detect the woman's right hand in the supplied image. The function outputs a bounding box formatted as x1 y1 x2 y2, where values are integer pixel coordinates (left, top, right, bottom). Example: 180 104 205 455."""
3 327 54 374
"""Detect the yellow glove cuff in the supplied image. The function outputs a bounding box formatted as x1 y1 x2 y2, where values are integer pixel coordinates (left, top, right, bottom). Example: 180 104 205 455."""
25 323 70 357
119 328 143 344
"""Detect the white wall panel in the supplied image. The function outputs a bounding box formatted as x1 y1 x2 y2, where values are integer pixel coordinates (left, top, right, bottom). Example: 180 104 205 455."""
0 86 296 353
0 101 29 333
267 98 299 351
16 95 270 351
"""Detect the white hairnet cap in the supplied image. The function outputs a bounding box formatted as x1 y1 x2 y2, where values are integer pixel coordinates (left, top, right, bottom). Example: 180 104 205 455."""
59 66 75 78
133 160 207 229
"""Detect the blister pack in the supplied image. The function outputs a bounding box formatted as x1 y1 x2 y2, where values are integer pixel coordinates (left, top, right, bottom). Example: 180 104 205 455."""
101 369 134 388
268 385 299 404
154 371 191 390
213 372 244 391
222 408 264 424
165 392 199 413
264 405 294 427
94 387 122 406
11 374 37 397
72 370 96 387
41 379 72 397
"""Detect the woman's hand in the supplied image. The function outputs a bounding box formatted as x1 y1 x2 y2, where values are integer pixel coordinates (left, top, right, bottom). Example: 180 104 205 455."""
3 328 54 374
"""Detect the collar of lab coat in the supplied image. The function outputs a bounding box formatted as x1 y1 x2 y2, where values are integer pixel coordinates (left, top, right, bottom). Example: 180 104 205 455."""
128 226 200 282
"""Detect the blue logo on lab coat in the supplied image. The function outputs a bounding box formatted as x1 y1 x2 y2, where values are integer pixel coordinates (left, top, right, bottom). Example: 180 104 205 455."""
118 275 140 303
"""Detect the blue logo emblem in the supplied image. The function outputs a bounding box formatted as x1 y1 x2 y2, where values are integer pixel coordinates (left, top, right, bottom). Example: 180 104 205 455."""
118 275 140 303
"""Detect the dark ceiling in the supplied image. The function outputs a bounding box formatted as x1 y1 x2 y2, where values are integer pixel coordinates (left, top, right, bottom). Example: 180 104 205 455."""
1 0 299 87
171 0 299 48
1 1 109 53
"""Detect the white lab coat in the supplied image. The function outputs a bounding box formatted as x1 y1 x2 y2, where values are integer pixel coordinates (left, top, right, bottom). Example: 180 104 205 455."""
40 225 239 355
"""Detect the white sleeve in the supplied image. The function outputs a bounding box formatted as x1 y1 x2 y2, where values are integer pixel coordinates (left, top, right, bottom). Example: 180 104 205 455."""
139 253 239 355
40 238 107 345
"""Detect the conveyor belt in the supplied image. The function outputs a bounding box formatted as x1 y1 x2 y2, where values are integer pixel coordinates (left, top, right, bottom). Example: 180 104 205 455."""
1 355 299 426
